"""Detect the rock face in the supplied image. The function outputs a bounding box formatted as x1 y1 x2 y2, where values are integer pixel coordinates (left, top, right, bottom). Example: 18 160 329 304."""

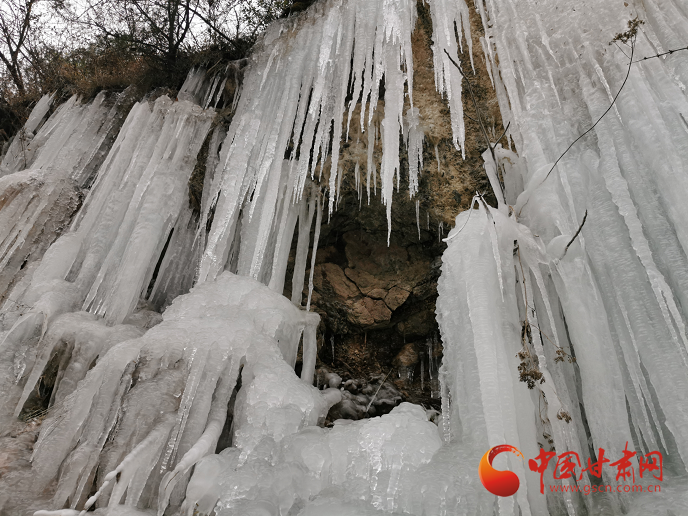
284 0 504 408
312 233 426 330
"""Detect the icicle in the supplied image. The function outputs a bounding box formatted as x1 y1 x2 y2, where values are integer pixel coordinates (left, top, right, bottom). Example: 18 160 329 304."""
406 107 424 198
439 369 451 443
416 200 421 240
483 203 504 300
354 161 360 201
353 161 362 209
367 121 375 204
291 193 316 305
158 359 239 516
306 192 322 312
300 315 319 384
481 148 506 209
426 0 473 155
268 165 301 293
160 346 209 473
336 165 343 210
79 413 177 514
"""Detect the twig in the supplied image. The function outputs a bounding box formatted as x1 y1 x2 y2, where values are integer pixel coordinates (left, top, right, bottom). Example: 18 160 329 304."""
515 243 537 362
634 45 688 63
443 50 493 156
526 312 560 349
442 192 481 242
365 368 394 413
541 41 635 185
527 318 557 348
494 121 511 147
444 49 507 203
614 42 630 60
518 39 637 217
562 210 587 257
335 358 356 377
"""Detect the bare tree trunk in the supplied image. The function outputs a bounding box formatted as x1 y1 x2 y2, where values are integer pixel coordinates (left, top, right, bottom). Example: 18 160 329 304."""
0 0 39 93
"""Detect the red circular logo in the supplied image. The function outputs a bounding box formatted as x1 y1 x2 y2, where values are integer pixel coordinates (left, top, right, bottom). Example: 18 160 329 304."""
478 444 523 497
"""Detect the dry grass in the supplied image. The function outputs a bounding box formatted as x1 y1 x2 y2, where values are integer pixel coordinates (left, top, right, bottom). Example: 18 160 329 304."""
1 47 156 141
50 50 153 98
1 38 250 143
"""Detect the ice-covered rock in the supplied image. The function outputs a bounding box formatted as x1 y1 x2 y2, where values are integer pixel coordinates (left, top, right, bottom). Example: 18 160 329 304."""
0 0 430 511
0 89 139 305
183 402 441 515
19 273 327 514
0 0 687 513
436 0 688 512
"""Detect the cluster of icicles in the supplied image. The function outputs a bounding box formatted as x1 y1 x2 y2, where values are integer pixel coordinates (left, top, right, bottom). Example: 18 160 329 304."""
436 0 688 515
1 0 688 513
0 0 449 514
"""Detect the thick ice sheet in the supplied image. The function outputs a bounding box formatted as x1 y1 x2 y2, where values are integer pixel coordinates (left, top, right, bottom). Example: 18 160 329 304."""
435 0 688 513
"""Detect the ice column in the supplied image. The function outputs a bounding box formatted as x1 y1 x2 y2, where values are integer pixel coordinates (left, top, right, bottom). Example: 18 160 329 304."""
436 0 688 510
0 90 139 304
196 0 419 274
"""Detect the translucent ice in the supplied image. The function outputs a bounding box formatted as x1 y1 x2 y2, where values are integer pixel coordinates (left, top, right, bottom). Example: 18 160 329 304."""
196 0 420 270
435 0 688 512
21 273 329 514
0 0 686 513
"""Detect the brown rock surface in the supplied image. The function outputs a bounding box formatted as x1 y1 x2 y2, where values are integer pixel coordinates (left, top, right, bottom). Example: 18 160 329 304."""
393 342 419 368
314 263 360 299
344 267 382 294
413 280 438 300
363 297 392 323
385 286 410 311
348 299 375 326
367 288 388 300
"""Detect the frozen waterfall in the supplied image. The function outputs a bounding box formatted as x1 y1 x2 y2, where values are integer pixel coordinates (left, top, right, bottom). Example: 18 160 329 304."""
0 0 687 514
435 0 688 514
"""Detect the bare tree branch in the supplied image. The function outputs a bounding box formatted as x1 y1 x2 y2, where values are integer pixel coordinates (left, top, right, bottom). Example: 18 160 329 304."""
0 0 42 91
562 210 587 258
